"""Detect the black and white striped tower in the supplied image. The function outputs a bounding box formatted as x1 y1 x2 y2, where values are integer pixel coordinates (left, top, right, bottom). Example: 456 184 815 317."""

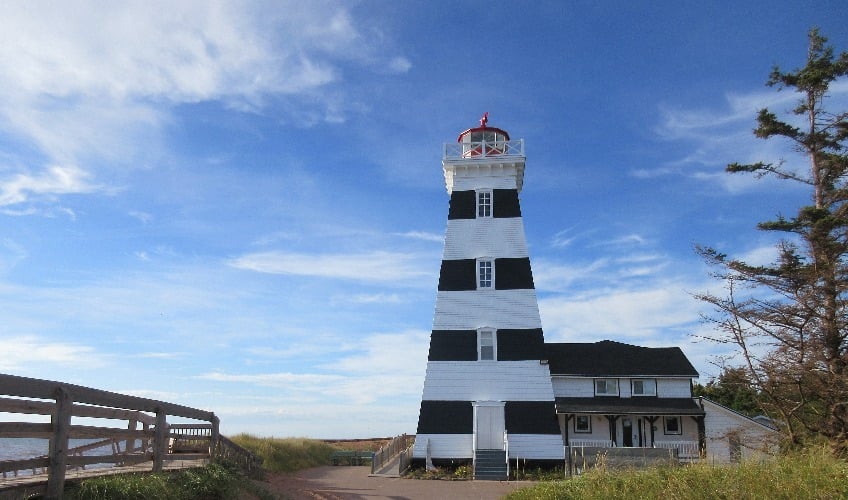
413 114 561 473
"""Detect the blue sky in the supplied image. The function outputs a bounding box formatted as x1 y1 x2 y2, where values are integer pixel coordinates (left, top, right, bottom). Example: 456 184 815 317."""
1 1 847 438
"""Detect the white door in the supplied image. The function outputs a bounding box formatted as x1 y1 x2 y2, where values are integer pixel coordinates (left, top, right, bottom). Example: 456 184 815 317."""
475 403 505 450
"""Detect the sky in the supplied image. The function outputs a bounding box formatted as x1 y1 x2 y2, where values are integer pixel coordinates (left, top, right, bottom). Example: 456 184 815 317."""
1 1 847 439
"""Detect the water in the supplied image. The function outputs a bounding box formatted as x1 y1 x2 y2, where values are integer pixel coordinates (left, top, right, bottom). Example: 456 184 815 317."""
0 438 136 475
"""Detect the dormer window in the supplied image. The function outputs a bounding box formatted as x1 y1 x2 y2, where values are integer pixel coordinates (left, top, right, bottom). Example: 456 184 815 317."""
631 379 657 396
477 190 492 218
477 259 493 289
594 379 619 396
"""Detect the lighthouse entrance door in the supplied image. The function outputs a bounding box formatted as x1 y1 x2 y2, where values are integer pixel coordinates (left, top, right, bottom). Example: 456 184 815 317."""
473 401 505 450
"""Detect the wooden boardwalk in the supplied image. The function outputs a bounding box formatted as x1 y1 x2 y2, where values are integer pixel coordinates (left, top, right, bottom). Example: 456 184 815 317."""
0 457 207 496
0 374 262 499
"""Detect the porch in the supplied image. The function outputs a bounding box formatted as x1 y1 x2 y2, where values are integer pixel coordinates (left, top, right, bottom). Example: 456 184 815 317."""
556 397 706 465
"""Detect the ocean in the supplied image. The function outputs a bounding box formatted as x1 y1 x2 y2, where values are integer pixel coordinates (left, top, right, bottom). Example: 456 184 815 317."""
0 437 133 463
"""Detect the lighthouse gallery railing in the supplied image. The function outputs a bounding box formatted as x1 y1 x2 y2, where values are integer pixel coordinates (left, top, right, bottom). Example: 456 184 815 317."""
443 139 525 161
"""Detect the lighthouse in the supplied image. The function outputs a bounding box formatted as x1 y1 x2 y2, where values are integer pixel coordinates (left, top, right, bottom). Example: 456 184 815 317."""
413 115 561 479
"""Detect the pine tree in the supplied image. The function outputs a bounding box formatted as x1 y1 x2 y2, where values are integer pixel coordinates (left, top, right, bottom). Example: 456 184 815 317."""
696 28 848 453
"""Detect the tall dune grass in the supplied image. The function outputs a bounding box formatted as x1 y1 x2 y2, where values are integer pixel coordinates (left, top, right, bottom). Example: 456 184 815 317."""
230 434 339 473
507 446 848 500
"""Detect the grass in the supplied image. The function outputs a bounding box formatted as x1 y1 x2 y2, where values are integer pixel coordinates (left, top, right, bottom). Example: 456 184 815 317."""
64 462 246 500
507 446 848 500
230 434 387 473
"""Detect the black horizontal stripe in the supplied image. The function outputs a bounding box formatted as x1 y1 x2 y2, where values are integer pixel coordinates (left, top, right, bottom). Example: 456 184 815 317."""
437 259 477 291
417 401 473 434
448 190 476 219
505 401 561 434
438 258 535 291
493 189 521 218
494 257 534 290
428 330 477 361
497 329 546 360
447 189 521 220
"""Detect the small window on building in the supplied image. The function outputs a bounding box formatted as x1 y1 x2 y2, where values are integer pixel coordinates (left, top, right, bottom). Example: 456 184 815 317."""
631 379 657 396
574 415 591 433
478 329 496 361
477 259 493 289
664 416 681 435
477 191 492 218
594 379 619 396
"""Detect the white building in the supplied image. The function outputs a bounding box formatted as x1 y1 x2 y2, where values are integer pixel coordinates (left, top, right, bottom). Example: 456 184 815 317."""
412 117 778 478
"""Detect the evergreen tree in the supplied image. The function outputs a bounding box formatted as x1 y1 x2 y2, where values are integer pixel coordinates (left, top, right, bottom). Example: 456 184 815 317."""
694 367 762 417
696 28 848 453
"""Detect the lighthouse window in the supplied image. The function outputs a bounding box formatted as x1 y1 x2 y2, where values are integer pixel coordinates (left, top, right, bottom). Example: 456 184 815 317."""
477 259 493 289
478 329 496 361
477 191 492 218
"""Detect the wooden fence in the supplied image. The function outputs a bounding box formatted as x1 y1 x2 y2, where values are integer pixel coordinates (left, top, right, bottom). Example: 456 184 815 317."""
0 374 261 499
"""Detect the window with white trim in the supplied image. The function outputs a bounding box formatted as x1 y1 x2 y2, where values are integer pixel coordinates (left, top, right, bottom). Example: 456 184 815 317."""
664 416 681 435
594 379 619 396
477 259 493 289
574 415 591 433
631 379 657 396
477 329 496 361
477 190 492 218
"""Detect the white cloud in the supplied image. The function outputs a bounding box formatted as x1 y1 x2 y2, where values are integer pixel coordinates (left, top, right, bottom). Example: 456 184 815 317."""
0 1 409 209
0 165 100 207
0 336 103 371
397 231 444 243
229 250 434 284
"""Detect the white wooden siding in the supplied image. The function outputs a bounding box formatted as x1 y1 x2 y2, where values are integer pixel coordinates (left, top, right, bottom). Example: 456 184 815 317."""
551 377 594 397
507 434 564 460
442 219 529 260
412 434 473 459
657 379 692 398
701 399 778 464
447 169 520 192
566 414 611 442
421 361 555 401
432 290 543 330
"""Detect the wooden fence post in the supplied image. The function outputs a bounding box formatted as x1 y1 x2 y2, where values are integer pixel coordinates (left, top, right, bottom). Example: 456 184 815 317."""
211 414 220 458
153 408 168 472
126 416 137 454
46 386 72 499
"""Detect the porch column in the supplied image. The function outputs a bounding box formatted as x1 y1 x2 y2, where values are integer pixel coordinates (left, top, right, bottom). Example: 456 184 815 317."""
563 415 571 446
646 416 658 447
604 415 619 446
693 415 706 458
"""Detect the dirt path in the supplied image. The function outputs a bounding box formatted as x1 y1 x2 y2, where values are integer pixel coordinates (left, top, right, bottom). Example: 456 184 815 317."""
257 466 535 500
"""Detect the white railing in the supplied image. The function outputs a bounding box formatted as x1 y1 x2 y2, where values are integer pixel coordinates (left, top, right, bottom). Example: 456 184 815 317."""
503 430 509 479
443 139 525 161
654 441 700 459
568 439 613 448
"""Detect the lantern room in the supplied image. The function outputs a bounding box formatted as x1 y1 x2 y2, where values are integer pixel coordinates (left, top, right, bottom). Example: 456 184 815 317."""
457 112 510 157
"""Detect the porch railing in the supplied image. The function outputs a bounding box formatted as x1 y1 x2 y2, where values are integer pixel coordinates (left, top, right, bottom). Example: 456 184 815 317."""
654 441 700 460
569 439 613 448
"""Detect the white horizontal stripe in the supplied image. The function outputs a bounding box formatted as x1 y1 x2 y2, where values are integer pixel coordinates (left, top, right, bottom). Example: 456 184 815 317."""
508 434 565 459
432 290 543 330
421 361 555 401
412 434 473 459
442 218 529 259
446 166 522 191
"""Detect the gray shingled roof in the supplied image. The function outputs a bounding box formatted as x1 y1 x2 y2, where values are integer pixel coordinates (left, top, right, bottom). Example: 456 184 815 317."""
545 340 699 377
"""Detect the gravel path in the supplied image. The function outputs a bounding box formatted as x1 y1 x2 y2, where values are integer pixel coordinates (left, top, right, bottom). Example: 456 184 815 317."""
260 466 536 500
